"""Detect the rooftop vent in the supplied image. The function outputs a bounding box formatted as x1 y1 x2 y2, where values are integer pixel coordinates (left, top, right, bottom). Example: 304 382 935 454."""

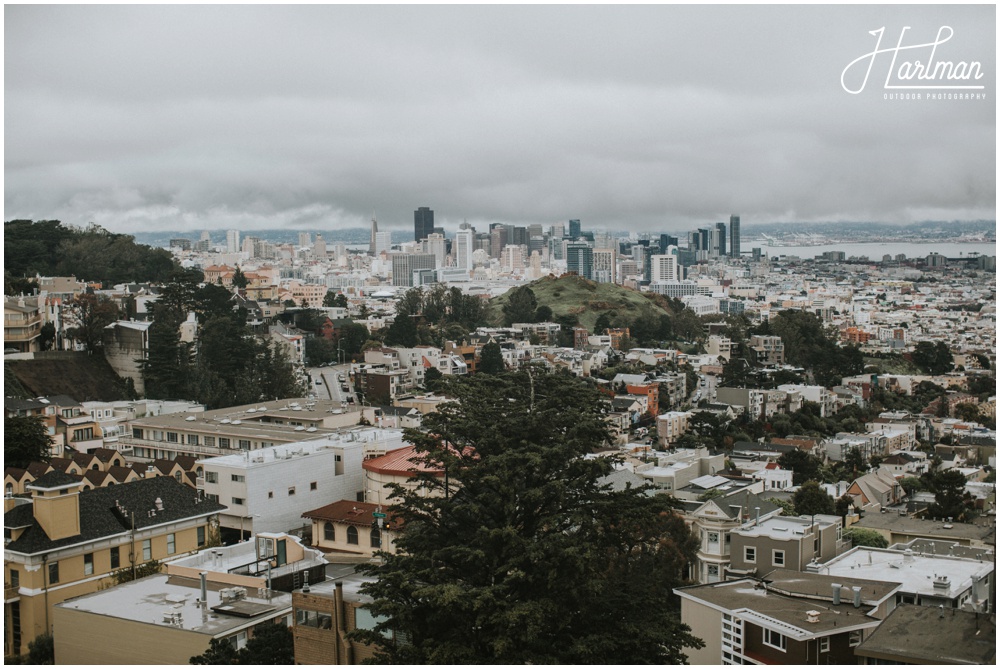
232 420 242 425
933 574 950 590
185 416 196 422
806 610 821 624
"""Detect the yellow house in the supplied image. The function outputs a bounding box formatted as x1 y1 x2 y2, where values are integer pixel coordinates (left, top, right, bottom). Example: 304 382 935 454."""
302 501 398 559
3 471 225 658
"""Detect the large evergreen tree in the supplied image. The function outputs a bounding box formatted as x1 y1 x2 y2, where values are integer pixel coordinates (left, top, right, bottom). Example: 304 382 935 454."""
353 369 702 664
5 415 52 468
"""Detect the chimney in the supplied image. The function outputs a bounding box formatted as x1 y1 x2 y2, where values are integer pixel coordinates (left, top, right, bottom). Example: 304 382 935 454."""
831 583 842 605
154 497 163 511
852 586 862 608
200 571 208 605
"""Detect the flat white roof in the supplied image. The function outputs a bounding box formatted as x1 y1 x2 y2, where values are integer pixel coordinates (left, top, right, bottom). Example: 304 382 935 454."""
816 547 993 599
198 427 404 467
56 573 292 636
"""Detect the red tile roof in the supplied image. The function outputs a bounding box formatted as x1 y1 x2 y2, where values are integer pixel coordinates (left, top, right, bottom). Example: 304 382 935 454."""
302 500 399 528
362 445 444 478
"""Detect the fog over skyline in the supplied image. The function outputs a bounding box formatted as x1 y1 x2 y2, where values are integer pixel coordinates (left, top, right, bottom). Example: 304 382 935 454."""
5 5 995 234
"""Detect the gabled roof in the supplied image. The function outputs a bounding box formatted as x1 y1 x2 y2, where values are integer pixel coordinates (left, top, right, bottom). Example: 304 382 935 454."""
27 470 82 490
93 448 125 463
5 476 225 556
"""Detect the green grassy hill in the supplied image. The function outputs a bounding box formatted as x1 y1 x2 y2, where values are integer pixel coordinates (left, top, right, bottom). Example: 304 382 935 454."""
486 274 674 332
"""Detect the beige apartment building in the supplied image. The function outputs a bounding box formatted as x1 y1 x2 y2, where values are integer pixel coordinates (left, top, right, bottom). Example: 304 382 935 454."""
3 472 224 658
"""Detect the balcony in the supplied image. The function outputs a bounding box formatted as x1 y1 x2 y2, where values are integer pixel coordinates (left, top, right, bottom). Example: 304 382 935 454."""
119 436 236 459
3 323 42 342
4 583 19 603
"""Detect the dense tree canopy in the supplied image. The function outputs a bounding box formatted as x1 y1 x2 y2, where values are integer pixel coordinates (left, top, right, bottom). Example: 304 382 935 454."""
501 286 538 326
64 293 121 352
353 370 702 664
477 342 505 374
4 220 178 286
5 415 52 469
769 310 864 386
912 341 954 375
792 481 836 516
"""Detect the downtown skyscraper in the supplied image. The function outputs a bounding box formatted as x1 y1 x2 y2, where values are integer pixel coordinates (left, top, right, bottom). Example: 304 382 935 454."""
414 206 434 242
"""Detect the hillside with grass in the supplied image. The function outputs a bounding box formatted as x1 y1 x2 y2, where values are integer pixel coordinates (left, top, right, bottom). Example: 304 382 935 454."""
486 274 675 333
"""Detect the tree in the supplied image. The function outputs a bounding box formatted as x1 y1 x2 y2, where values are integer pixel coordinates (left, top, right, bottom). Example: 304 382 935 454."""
324 291 349 309
26 632 55 665
38 322 56 351
534 305 553 322
231 265 248 289
5 414 52 468
765 497 797 517
792 481 835 516
899 476 925 495
501 286 538 326
835 494 856 519
423 366 444 391
384 314 418 348
926 469 974 521
478 342 505 374
190 638 238 665
352 370 703 664
912 341 953 375
955 402 981 423
843 527 889 549
237 622 293 664
64 293 120 351
777 449 822 486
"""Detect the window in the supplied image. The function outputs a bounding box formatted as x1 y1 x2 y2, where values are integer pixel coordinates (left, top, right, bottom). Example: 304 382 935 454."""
48 561 59 584
310 481 317 491
772 549 785 567
204 436 215 448
187 434 199 445
819 637 830 653
371 527 381 548
5 483 12 496
296 608 333 630
324 522 335 541
205 471 218 483
197 526 206 547
744 547 756 563
231 474 245 482
166 432 178 443
218 437 231 449
110 546 120 569
84 553 94 575
167 533 176 554
347 526 359 545
354 607 392 639
238 439 251 450
268 491 274 499
153 430 164 441
142 539 152 561
849 630 862 647
288 487 296 496
232 497 244 506
132 428 144 439
174 471 182 482
708 532 719 543
762 629 786 651
207 493 219 503
10 569 19 588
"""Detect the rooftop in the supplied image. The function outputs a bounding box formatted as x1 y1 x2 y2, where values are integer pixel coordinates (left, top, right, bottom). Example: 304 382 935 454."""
855 604 995 665
814 547 993 600
733 514 841 539
197 428 404 468
852 512 996 544
55 573 292 637
674 578 884 639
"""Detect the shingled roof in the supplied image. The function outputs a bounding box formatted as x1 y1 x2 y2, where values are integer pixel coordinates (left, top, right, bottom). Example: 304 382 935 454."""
4 476 225 556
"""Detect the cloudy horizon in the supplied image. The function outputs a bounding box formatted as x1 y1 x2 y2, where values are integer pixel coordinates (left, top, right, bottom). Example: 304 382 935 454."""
5 5 995 234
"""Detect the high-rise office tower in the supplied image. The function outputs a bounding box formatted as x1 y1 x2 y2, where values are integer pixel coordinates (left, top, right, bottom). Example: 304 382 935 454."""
729 215 741 258
454 229 474 270
490 223 509 259
568 219 582 239
369 214 378 255
659 234 679 254
566 241 593 280
414 206 434 242
226 229 240 254
375 231 393 256
424 233 447 268
313 234 327 258
592 247 617 284
715 222 727 258
391 252 437 287
298 232 312 248
649 247 681 283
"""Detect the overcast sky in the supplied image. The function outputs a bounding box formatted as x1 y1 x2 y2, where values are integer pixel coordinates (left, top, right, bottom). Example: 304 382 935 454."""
5 4 995 234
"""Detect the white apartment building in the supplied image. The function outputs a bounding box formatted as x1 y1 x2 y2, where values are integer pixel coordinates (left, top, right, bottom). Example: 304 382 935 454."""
706 335 733 361
649 248 681 283
197 428 404 539
777 383 837 417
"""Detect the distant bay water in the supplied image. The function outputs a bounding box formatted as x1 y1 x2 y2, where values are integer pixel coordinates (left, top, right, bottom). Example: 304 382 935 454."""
753 241 996 259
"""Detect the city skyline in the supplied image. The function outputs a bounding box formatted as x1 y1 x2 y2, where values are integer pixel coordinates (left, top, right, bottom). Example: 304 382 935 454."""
5 5 995 234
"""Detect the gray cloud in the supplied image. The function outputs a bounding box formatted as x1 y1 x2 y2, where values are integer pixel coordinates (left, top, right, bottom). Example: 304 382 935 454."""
5 5 995 234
